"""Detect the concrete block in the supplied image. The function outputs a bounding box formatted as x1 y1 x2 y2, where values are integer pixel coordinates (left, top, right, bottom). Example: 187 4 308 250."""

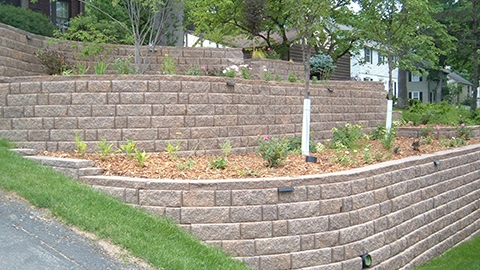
190 223 240 241
255 236 300 255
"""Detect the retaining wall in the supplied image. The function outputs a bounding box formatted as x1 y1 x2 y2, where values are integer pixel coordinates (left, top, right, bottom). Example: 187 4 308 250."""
0 23 307 81
19 144 480 269
0 75 386 154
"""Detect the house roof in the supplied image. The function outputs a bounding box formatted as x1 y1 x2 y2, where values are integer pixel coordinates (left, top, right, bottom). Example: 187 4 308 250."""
443 69 473 86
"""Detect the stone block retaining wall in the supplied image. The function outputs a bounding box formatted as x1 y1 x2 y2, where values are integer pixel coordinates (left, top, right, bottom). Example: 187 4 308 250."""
20 145 480 269
0 23 307 81
0 75 386 154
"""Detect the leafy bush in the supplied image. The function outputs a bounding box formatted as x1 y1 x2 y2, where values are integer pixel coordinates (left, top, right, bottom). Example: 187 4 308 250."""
330 123 365 150
35 48 72 75
257 136 289 167
310 53 335 80
402 101 475 126
0 4 56 36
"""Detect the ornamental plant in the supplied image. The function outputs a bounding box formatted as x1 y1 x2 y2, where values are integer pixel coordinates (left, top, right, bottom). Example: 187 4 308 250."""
310 53 335 80
456 123 473 140
112 56 136 74
257 136 289 167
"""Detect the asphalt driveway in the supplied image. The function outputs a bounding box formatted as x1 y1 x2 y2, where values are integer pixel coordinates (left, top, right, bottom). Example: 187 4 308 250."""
0 189 149 270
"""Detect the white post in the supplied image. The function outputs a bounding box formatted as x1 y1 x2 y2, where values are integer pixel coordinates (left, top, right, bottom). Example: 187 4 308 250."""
301 98 311 155
386 99 393 132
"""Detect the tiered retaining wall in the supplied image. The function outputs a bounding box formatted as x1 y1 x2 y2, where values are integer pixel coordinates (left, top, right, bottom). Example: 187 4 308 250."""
19 144 480 269
0 23 307 81
0 75 386 153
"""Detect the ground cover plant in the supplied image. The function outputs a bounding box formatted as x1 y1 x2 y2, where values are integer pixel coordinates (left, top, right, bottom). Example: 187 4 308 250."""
0 139 248 270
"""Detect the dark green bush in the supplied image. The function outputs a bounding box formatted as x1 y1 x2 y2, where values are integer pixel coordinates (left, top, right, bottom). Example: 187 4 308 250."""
0 3 55 36
402 101 477 126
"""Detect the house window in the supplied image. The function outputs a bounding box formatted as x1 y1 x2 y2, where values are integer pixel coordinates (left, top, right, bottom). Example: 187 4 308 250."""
56 1 70 28
408 91 423 101
364 48 372 64
408 72 422 82
377 52 384 64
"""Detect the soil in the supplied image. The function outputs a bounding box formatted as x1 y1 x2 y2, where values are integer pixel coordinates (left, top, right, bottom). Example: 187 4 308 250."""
38 136 480 180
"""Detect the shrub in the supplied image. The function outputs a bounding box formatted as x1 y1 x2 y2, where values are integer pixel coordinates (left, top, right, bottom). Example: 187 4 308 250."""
0 4 56 36
35 48 72 75
330 123 365 150
112 56 135 74
310 53 335 80
257 136 289 167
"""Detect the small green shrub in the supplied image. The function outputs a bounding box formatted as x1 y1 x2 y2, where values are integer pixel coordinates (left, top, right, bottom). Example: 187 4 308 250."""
208 157 228 169
263 71 272 81
96 138 114 161
161 54 176 75
119 139 137 158
165 141 181 160
185 66 204 76
35 48 72 75
94 61 108 75
456 124 472 140
275 74 283 82
330 123 365 150
74 132 87 156
75 62 89 75
240 66 251 79
0 4 56 36
288 73 297 83
112 56 135 74
310 53 335 80
134 149 150 168
257 136 289 167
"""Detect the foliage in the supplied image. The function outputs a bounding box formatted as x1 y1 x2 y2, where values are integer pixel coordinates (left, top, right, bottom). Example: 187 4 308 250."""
185 65 206 76
256 136 289 167
161 54 176 75
134 149 150 168
240 66 251 79
263 70 272 81
35 48 72 75
94 61 108 75
177 159 196 170
112 56 136 74
402 102 474 126
284 135 316 154
119 139 137 158
356 0 454 100
0 3 55 36
381 130 396 150
96 138 115 161
74 132 87 156
275 74 283 82
75 62 89 75
330 123 365 150
221 140 232 157
456 124 472 140
185 0 357 60
310 53 336 80
208 157 228 170
288 73 298 83
165 141 181 160
57 14 131 44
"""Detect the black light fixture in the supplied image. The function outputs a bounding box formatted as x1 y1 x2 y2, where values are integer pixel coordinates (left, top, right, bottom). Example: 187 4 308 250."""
360 253 372 268
278 187 295 192
305 156 317 163
327 88 334 92
433 160 441 166
226 81 236 86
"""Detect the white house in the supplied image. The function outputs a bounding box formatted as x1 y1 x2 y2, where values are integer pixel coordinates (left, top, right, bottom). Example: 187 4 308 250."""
407 69 473 104
350 47 398 96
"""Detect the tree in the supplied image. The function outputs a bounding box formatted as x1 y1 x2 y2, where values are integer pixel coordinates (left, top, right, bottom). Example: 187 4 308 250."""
356 0 452 129
185 0 359 61
433 0 480 111
34 0 181 73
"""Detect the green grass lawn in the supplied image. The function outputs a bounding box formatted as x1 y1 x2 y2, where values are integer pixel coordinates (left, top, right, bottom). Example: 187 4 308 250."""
0 140 248 270
415 235 480 270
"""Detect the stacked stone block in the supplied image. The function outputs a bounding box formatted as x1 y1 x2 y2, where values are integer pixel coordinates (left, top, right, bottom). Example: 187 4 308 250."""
0 75 386 153
24 144 477 269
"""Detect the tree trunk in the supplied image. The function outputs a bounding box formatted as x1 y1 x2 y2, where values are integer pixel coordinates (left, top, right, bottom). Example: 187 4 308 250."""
397 69 408 108
435 70 443 104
